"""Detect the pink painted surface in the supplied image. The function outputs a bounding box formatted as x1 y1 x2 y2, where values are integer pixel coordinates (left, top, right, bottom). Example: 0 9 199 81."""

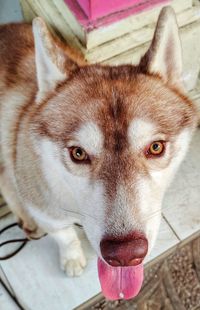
77 0 148 20
64 0 170 31
77 0 90 18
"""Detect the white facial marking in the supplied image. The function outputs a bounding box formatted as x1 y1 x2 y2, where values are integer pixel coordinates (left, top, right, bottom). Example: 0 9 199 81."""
69 122 103 156
136 129 193 253
33 137 106 255
150 129 192 187
128 118 165 150
136 176 162 253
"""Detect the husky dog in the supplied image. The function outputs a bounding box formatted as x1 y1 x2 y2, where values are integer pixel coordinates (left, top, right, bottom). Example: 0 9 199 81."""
0 7 197 300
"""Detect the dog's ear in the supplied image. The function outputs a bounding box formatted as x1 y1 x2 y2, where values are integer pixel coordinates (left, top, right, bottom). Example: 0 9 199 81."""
32 17 78 101
139 7 182 88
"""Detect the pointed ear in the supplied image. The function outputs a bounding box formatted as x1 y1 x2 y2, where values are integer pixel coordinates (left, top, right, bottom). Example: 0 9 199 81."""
32 17 78 101
139 7 183 88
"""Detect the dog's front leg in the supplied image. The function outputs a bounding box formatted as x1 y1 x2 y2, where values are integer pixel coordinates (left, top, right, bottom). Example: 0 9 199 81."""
51 226 87 277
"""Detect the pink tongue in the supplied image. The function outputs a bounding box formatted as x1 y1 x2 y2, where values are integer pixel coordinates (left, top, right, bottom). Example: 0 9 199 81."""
98 258 144 300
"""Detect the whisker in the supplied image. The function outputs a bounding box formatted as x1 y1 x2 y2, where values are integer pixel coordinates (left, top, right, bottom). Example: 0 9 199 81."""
141 209 162 223
60 201 176 228
140 203 175 223
60 207 98 221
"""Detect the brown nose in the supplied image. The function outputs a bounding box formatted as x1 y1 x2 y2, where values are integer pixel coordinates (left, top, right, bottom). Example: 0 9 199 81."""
100 231 148 267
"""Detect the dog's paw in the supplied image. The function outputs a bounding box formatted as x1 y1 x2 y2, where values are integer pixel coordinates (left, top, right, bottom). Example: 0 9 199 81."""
18 218 46 240
24 226 46 240
61 253 87 277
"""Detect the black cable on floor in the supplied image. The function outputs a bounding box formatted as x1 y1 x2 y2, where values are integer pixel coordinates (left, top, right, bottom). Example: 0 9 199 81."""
0 223 28 260
0 222 29 309
0 276 26 310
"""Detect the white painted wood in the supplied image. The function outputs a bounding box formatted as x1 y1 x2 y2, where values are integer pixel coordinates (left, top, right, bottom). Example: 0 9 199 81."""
86 4 200 63
86 0 192 49
105 20 200 92
23 0 84 51
20 0 194 55
53 0 192 49
52 0 86 45
19 0 37 22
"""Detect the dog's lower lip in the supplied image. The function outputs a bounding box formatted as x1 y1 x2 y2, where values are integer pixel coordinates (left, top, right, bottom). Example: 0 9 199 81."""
130 258 143 266
106 258 121 267
105 257 143 267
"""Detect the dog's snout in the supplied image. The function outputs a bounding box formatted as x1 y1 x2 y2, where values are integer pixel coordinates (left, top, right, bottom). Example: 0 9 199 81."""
100 231 148 267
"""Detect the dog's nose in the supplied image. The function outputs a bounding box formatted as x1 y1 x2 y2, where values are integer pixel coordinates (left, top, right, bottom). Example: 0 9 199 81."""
100 231 148 267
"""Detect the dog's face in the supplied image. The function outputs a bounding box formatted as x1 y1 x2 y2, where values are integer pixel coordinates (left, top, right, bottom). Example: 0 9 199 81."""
32 69 195 255
30 7 197 262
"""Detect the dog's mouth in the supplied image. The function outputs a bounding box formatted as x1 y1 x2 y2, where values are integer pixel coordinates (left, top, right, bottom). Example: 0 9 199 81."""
97 258 144 300
97 232 147 300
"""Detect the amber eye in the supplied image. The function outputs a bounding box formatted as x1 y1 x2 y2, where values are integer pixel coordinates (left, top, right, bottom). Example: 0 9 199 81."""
147 141 165 157
70 147 89 163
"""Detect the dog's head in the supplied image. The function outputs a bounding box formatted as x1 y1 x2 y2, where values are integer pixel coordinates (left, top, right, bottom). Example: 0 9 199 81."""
30 7 197 299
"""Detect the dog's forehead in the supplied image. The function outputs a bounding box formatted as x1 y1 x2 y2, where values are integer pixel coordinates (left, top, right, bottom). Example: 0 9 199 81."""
37 67 195 145
83 74 194 137
68 71 195 155
73 122 103 155
74 118 157 155
128 119 157 150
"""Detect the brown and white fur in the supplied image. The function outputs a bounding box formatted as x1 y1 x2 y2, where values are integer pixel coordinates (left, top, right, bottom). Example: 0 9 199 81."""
0 7 197 276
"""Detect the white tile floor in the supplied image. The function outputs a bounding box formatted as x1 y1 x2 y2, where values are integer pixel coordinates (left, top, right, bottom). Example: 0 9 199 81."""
0 2 200 309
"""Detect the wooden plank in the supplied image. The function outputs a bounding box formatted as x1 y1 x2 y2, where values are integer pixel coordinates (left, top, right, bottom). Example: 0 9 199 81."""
20 0 194 55
53 0 86 45
86 4 200 62
20 0 37 22
26 0 85 52
104 20 200 92
58 0 192 49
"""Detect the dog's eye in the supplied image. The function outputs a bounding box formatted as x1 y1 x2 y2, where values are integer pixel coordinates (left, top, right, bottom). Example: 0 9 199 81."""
69 147 90 163
146 141 165 157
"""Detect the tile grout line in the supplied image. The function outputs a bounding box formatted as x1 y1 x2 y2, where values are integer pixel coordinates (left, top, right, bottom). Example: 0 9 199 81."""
0 265 16 296
162 213 181 241
0 264 30 310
